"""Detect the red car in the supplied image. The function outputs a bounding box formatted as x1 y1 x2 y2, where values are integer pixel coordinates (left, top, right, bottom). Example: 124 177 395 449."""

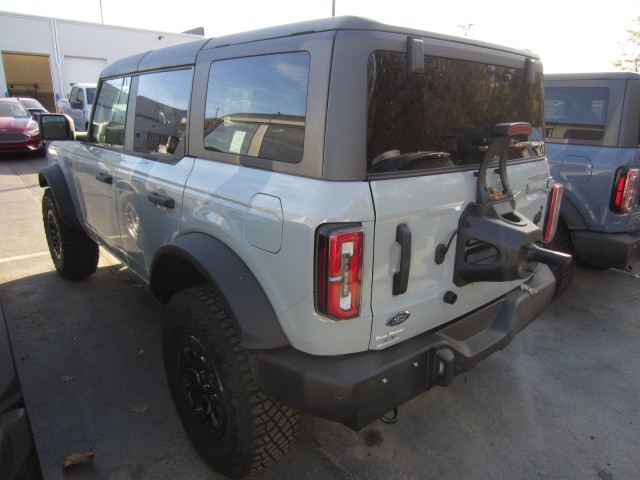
16 97 49 121
0 98 44 156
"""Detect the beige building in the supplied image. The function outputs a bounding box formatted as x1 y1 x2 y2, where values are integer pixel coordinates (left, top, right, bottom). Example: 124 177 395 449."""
0 10 203 111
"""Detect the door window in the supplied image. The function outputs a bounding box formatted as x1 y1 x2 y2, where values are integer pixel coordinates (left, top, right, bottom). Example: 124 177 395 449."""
90 77 131 147
132 69 192 156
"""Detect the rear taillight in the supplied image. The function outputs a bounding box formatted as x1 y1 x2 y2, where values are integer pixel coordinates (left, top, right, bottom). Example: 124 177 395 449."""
611 168 640 214
543 183 563 243
316 224 363 320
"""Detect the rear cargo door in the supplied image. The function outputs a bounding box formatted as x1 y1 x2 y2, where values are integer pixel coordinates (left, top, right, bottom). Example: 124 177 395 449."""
365 48 550 350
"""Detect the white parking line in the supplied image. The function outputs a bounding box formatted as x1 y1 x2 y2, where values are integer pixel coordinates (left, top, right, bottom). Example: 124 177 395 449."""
0 251 50 264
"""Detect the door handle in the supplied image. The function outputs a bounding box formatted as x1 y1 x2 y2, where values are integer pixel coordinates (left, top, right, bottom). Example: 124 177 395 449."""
147 192 175 209
393 224 412 295
95 172 113 184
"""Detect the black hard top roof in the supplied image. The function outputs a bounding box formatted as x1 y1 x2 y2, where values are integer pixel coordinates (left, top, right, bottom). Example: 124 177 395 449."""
545 72 640 81
101 15 541 79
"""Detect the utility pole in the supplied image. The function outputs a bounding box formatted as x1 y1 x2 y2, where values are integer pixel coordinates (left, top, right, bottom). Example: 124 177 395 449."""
99 0 104 24
332 0 335 16
457 23 474 37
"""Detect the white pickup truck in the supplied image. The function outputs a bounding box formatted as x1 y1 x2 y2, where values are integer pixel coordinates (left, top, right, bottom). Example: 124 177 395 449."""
56 83 96 132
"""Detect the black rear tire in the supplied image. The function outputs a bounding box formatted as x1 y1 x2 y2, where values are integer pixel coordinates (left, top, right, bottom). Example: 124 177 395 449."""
42 188 99 280
163 285 300 479
547 221 576 300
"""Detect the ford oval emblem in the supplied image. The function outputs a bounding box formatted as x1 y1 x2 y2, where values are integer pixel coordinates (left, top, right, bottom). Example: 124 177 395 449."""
386 311 410 327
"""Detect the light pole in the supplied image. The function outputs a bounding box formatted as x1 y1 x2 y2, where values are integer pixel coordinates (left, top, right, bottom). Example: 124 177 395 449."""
457 23 474 37
332 0 335 16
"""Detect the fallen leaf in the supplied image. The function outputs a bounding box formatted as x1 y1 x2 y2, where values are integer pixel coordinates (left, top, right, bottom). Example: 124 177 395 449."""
63 452 95 469
137 349 145 358
488 187 503 200
132 403 151 413
62 376 74 382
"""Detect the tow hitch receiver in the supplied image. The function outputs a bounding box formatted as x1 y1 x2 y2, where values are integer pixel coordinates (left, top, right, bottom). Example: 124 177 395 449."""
453 123 571 287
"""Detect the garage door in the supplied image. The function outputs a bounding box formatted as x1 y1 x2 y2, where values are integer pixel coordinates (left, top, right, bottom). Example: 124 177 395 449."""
63 56 106 93
1 52 55 111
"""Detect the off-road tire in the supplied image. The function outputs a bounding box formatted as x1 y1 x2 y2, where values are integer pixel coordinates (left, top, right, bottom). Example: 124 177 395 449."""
163 285 300 479
42 189 99 280
547 221 576 300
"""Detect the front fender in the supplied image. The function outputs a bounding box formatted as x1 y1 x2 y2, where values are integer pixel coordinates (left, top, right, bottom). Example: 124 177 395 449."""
151 233 289 350
38 164 82 230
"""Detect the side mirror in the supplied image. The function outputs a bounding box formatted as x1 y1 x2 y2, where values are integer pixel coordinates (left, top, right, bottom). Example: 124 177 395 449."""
39 114 76 141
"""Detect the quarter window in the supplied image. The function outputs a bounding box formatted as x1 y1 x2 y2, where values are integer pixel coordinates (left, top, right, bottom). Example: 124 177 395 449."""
204 52 310 163
133 69 192 156
544 87 609 142
90 77 131 147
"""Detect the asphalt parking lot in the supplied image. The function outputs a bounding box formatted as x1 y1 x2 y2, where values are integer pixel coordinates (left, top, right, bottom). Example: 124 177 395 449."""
1 154 639 480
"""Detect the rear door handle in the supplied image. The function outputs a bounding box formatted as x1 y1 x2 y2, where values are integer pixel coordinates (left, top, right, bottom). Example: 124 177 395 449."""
393 224 412 295
95 172 113 184
147 192 175 209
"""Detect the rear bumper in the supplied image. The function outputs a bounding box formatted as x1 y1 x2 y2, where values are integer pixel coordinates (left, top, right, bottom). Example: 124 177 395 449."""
572 229 640 269
254 265 555 431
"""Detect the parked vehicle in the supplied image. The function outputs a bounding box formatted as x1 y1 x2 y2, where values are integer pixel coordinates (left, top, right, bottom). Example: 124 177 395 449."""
15 97 48 121
544 72 640 297
0 98 44 156
37 17 569 478
56 83 96 132
0 304 33 480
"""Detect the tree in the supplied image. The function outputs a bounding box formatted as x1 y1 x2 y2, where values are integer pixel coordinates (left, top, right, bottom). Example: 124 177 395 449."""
614 16 640 72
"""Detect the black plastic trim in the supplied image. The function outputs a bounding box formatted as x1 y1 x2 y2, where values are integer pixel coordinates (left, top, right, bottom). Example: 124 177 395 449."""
254 265 555 431
151 233 289 349
393 224 411 295
572 229 640 269
37 164 82 230
559 197 587 231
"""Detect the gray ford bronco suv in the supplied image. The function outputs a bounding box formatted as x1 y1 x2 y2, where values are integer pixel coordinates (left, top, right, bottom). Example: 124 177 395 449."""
38 17 569 478
545 72 640 297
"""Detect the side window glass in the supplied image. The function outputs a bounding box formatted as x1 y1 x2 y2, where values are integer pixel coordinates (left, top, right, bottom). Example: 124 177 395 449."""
133 68 192 156
204 52 310 163
77 89 84 104
86 87 96 105
544 87 609 141
90 77 130 147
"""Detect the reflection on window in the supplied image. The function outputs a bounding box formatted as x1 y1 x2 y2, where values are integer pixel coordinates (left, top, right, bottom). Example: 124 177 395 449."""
133 69 192 156
90 77 130 147
204 52 309 163
367 52 544 174
544 87 608 142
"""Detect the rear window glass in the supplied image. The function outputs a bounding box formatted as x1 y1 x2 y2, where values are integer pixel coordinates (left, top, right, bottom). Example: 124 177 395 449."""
544 87 609 141
204 52 309 163
367 52 544 174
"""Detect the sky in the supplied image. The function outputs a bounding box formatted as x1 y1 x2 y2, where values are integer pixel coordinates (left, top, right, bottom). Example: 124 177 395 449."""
0 0 637 73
